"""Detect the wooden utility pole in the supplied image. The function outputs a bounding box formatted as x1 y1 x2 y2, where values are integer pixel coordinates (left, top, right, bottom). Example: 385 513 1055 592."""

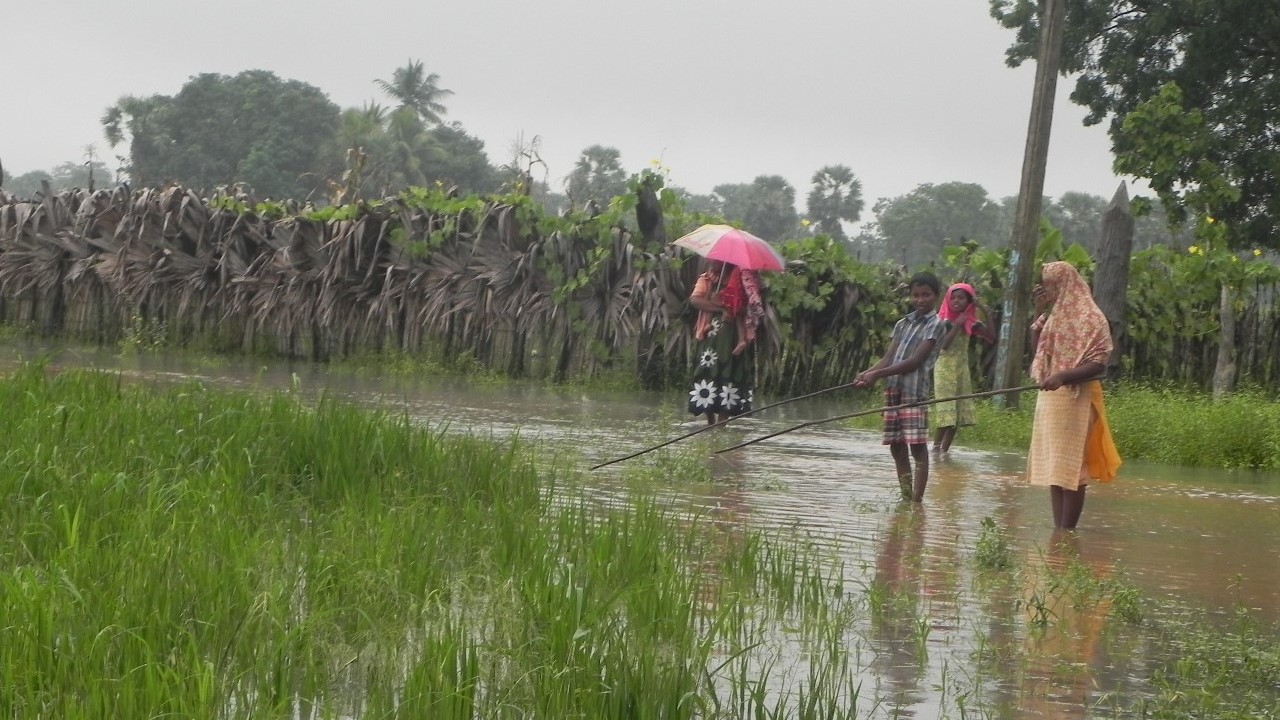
993 0 1068 403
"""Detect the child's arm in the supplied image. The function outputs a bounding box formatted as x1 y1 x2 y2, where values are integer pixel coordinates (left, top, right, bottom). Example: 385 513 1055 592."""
689 273 723 341
937 321 963 351
853 338 900 387
971 301 997 344
691 278 721 313
690 288 723 314
867 338 937 383
973 321 997 345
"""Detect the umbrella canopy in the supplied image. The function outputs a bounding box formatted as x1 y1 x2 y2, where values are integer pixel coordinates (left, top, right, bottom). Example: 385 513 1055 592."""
671 224 785 271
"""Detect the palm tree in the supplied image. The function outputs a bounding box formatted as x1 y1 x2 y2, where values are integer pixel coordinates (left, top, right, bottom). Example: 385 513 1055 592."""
370 108 443 194
806 165 864 242
326 103 390 201
332 103 388 153
566 145 627 208
374 60 453 124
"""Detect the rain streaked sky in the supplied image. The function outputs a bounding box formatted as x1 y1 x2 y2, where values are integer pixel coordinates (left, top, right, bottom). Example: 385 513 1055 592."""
6 0 1144 216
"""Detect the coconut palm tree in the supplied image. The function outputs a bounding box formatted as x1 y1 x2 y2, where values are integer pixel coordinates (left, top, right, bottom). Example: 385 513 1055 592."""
324 103 389 201
374 60 453 125
566 145 627 209
806 165 864 242
371 108 443 194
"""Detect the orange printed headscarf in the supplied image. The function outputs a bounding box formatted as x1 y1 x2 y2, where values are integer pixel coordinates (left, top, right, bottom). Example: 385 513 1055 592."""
1030 262 1112 384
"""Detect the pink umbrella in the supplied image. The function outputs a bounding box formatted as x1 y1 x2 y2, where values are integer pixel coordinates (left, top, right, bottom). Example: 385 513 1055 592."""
671 224 786 271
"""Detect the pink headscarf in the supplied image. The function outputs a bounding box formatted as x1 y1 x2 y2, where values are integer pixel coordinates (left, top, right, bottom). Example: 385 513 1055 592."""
938 283 981 335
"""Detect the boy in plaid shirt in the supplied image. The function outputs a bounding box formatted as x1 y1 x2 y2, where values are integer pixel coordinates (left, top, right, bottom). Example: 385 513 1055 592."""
853 272 945 501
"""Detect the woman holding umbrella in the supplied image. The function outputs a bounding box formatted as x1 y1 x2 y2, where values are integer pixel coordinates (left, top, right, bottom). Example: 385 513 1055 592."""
677 225 782 426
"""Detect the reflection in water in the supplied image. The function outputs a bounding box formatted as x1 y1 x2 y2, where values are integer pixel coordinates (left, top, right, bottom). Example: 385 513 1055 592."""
1016 532 1113 718
869 506 928 715
8 343 1280 716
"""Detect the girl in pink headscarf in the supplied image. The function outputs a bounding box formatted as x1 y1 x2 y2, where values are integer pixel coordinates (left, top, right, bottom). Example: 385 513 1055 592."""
932 283 995 453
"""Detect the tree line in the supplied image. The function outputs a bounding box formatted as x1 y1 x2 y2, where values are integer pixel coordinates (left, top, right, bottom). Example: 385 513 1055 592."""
0 50 1188 271
2 1 1273 265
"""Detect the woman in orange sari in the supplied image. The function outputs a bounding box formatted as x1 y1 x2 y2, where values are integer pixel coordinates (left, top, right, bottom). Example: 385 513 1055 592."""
1026 262 1122 529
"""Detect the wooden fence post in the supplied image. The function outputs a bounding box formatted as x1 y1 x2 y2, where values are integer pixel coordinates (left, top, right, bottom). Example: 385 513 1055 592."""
1092 182 1135 379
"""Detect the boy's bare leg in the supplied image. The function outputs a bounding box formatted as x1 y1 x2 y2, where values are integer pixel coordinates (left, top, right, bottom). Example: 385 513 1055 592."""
889 443 913 499
909 443 930 502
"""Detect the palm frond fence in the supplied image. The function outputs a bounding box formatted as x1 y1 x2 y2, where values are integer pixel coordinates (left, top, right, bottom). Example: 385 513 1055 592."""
0 187 891 392
3 186 1280 393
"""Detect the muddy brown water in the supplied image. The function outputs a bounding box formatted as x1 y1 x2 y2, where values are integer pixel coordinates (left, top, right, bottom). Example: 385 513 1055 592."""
14 344 1280 717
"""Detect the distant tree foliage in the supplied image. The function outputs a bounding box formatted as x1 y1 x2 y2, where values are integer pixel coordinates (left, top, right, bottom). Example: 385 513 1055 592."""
712 175 800 243
987 190 1173 254
741 175 801 242
101 95 172 188
97 65 497 203
1 160 114 199
1042 191 1106 251
709 182 750 224
991 0 1280 248
421 123 500 194
103 70 341 199
566 145 628 209
2 170 53 199
668 186 719 217
869 182 1002 267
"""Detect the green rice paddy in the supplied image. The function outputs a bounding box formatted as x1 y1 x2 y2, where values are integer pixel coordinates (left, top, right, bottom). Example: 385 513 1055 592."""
0 362 1276 718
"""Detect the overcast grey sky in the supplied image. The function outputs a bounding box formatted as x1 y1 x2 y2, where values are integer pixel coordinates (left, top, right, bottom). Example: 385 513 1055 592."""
6 0 1143 215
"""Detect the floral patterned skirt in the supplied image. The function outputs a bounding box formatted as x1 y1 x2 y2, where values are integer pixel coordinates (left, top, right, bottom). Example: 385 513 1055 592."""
687 316 754 417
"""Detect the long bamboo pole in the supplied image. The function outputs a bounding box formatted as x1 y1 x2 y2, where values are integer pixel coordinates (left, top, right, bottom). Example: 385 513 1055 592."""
588 381 856 470
714 383 1043 455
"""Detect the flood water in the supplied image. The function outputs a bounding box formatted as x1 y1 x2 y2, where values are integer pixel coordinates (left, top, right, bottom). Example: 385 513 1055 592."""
13 343 1280 718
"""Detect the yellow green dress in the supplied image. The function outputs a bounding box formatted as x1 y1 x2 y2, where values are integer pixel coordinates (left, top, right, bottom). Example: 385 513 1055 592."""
931 331 974 429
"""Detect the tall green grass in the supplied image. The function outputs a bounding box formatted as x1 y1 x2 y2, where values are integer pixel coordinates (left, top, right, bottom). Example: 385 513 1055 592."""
958 382 1280 470
3 362 1275 718
0 363 857 718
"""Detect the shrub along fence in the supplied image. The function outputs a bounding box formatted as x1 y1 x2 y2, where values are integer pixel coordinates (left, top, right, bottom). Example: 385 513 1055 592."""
0 184 1276 394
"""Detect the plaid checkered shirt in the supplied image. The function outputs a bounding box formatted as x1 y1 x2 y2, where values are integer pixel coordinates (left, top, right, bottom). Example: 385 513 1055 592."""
884 309 945 400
